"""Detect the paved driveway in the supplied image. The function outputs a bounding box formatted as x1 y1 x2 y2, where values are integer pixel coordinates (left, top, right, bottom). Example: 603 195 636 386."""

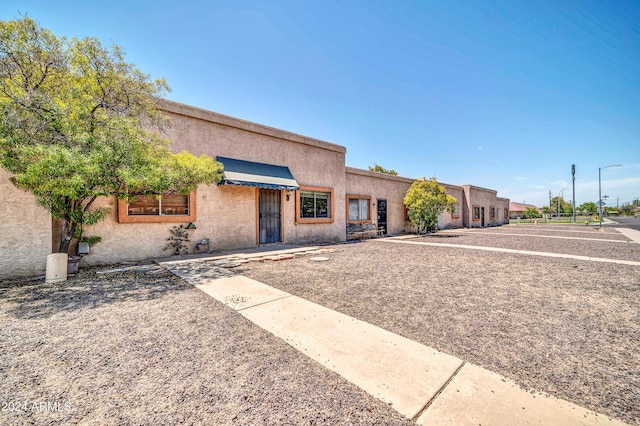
609 216 640 231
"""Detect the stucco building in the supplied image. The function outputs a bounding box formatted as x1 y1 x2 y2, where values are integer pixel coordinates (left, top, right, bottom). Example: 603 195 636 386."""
0 99 509 278
509 202 542 218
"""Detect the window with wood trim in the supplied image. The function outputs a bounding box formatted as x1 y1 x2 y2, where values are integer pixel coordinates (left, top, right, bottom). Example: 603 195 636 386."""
452 203 460 218
473 206 481 221
504 208 509 219
296 186 334 224
347 195 371 223
490 206 496 219
118 192 196 223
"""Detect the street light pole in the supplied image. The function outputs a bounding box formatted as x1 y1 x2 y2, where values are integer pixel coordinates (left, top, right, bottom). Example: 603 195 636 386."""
598 164 622 227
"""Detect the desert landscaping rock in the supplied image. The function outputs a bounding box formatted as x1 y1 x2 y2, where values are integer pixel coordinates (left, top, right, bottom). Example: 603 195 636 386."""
241 226 640 425
309 257 330 262
0 267 412 425
1 224 637 425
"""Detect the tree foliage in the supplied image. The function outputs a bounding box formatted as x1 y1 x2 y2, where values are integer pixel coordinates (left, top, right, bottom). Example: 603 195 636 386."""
619 203 635 216
523 207 541 218
577 201 598 214
0 17 223 253
403 177 457 234
368 163 398 176
550 196 572 215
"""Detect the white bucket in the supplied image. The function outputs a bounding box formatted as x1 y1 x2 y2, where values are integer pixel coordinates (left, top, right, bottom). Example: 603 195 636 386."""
45 253 68 283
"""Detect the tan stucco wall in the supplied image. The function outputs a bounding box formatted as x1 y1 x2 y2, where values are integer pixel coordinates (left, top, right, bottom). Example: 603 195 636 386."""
0 169 52 278
0 99 511 274
344 169 469 233
80 100 347 264
497 197 510 224
160 101 347 246
440 183 465 229
461 185 509 228
81 184 259 265
345 168 413 234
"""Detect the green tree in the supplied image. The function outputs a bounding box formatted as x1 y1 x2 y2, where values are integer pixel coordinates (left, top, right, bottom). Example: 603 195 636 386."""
0 17 223 254
577 202 598 214
403 177 457 234
550 196 571 216
619 203 634 216
620 203 635 216
368 163 398 175
523 207 541 218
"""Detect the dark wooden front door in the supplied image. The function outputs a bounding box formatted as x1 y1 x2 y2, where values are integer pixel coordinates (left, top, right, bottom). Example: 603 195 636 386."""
481 207 485 227
377 199 387 235
259 189 281 244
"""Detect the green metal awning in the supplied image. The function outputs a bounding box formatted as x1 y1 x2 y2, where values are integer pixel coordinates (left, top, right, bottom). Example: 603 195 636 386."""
216 157 299 190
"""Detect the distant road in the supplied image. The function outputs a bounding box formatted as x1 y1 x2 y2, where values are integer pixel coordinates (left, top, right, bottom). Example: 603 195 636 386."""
608 216 640 231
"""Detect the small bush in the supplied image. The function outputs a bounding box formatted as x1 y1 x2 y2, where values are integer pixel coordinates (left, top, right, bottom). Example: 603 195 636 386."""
164 225 191 255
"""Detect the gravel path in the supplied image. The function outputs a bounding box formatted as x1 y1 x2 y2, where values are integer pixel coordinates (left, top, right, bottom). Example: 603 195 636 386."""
240 229 640 425
0 269 412 425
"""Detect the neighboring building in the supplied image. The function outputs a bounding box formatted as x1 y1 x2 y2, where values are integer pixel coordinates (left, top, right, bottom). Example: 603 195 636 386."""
0 99 510 278
509 202 541 218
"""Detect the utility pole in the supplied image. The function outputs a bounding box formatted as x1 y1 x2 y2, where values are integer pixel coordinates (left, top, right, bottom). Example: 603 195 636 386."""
571 164 576 224
549 190 552 218
599 164 622 227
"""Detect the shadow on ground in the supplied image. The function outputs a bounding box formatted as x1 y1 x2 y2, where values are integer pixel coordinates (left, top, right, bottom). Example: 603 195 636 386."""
0 267 188 320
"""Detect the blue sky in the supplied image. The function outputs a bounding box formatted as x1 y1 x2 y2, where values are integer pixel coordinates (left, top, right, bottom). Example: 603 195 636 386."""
3 0 639 207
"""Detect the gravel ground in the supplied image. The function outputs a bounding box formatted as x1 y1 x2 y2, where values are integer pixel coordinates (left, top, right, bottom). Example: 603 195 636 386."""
240 228 640 425
484 224 628 239
2 225 637 425
422 227 640 262
0 269 412 425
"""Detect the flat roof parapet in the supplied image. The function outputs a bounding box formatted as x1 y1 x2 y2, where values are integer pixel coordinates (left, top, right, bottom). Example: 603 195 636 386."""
158 98 347 154
345 167 416 184
460 184 498 194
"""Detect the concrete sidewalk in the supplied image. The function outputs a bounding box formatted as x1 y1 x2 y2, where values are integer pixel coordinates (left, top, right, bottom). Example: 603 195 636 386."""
161 247 626 425
616 226 640 244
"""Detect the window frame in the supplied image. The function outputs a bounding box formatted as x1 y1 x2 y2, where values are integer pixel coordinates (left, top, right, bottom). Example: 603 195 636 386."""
295 186 335 224
346 194 372 224
451 203 460 219
472 205 481 221
490 206 496 219
118 191 197 224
